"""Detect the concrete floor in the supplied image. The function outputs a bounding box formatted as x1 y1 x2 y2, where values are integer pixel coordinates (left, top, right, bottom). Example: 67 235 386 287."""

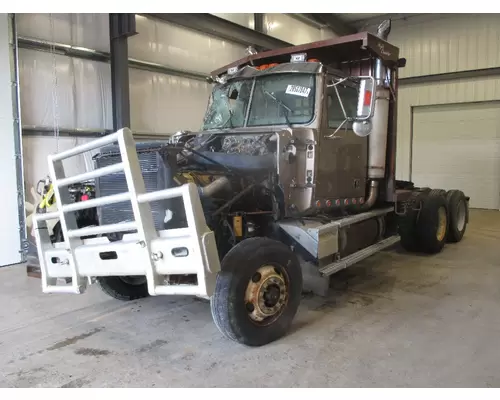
1 209 500 388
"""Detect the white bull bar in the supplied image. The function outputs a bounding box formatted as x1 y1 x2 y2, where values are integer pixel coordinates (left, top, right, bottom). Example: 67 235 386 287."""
33 128 221 297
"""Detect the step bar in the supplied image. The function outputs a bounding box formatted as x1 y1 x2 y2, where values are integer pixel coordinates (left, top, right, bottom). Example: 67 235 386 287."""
319 235 400 277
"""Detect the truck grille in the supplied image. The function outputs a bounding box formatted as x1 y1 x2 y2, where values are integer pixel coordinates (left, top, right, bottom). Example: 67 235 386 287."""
94 142 173 231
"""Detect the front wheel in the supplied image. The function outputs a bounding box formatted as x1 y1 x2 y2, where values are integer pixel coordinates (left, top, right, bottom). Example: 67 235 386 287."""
96 276 149 301
210 237 303 347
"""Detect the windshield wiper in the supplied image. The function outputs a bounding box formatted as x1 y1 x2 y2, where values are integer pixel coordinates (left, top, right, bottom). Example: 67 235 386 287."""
263 90 292 127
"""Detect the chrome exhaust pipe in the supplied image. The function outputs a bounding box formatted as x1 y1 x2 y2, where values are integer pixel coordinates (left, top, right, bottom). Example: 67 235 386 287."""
361 180 379 210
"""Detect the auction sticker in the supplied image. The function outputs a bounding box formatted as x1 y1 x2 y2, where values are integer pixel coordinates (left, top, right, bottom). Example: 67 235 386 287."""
285 85 311 97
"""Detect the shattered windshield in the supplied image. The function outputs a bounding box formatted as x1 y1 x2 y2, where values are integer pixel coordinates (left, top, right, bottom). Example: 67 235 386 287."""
202 73 316 130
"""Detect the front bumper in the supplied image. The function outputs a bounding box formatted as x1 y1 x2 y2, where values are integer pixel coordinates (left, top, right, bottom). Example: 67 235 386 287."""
33 128 221 297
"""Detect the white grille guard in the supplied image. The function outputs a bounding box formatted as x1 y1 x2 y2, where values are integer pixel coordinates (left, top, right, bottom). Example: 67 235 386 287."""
33 128 221 297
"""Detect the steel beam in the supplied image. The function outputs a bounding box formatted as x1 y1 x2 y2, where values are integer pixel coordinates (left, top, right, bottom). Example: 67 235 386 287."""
399 67 500 86
18 36 210 82
109 14 137 131
253 13 265 52
145 13 292 50
22 126 110 137
301 14 357 36
17 37 110 62
22 126 170 140
254 13 264 33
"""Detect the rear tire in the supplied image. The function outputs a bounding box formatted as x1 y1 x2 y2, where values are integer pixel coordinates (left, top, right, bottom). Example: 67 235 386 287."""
97 276 149 301
429 189 447 197
415 191 449 254
399 190 449 254
398 191 423 252
446 190 469 243
210 237 302 347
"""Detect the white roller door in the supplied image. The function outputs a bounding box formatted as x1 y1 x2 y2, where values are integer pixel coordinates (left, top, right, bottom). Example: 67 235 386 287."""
0 14 24 266
411 102 500 210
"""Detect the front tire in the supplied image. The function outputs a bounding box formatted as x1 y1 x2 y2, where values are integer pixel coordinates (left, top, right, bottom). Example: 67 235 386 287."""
97 276 149 301
210 237 303 347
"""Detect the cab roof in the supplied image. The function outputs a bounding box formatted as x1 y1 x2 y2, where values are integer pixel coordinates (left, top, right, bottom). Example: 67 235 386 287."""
211 31 400 78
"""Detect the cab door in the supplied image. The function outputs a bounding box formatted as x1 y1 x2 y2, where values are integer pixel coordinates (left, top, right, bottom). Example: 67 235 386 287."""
315 74 368 202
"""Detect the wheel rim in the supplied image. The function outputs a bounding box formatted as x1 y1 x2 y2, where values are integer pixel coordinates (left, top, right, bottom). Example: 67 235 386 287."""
456 200 466 232
119 276 147 286
244 265 289 326
436 206 447 241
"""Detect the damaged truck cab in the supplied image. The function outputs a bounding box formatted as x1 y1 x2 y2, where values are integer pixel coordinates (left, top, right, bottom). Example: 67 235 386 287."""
33 21 470 347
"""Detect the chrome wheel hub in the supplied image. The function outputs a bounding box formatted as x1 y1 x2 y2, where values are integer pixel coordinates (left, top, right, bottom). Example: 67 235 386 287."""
245 265 288 324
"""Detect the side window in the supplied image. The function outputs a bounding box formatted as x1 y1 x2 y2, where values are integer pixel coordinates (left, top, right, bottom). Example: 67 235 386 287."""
327 83 358 129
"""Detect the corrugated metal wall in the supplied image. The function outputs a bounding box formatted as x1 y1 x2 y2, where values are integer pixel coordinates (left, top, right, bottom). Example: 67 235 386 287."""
392 14 500 78
391 14 500 180
18 13 243 134
264 14 336 44
211 13 254 29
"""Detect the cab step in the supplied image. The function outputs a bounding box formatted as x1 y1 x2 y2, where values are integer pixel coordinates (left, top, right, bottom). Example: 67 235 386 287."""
319 235 400 277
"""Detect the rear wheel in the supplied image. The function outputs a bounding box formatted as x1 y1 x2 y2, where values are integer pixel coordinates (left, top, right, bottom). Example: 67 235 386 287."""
96 276 149 301
398 190 449 254
415 191 449 254
398 191 424 252
446 189 469 243
210 237 302 347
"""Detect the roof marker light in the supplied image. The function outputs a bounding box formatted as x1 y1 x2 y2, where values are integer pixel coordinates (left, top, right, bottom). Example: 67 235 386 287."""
290 53 307 63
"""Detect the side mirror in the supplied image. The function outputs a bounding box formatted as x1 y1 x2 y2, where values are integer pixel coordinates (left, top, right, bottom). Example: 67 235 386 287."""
324 76 377 139
352 76 376 137
354 76 376 120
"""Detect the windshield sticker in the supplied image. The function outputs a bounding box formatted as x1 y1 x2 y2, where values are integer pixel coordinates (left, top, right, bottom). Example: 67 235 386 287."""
285 85 311 97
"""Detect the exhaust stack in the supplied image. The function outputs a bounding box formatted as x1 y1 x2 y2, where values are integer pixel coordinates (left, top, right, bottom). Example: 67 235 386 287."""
367 19 392 180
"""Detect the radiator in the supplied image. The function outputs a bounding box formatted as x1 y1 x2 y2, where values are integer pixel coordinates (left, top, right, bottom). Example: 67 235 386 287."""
94 141 175 231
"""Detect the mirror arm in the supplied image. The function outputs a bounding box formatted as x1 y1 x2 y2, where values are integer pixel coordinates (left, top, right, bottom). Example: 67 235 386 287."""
326 77 349 87
334 85 348 120
324 118 349 140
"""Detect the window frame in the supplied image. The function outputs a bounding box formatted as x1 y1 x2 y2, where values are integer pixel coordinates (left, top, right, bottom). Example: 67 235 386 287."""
325 75 359 131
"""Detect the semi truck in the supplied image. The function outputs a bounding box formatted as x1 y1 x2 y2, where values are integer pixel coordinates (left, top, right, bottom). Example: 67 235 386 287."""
33 20 470 347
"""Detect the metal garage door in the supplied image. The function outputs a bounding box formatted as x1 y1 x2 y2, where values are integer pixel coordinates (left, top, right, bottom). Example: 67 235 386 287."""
411 102 500 210
0 14 24 267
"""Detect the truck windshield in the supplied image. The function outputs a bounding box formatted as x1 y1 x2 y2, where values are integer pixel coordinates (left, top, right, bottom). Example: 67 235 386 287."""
202 73 315 130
